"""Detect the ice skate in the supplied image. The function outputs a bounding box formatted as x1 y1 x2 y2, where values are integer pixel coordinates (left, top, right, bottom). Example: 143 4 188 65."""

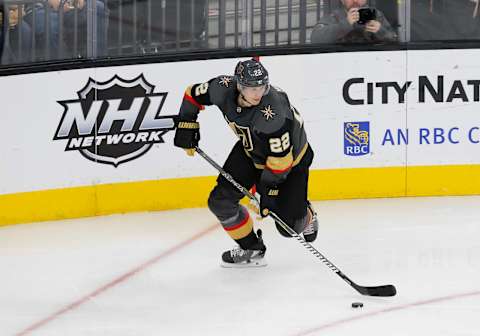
221 230 267 268
303 201 318 242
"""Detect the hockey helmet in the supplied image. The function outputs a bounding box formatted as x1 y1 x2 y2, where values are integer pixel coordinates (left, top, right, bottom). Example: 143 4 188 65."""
234 59 269 88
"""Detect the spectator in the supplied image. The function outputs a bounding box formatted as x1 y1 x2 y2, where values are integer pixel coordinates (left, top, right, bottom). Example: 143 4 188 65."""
63 0 109 56
25 0 108 60
310 0 397 44
0 4 32 64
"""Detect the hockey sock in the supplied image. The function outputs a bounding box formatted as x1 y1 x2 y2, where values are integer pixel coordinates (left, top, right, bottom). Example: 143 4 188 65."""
221 206 257 249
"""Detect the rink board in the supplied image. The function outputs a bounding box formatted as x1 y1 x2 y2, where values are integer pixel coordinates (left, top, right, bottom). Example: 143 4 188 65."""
1 49 480 225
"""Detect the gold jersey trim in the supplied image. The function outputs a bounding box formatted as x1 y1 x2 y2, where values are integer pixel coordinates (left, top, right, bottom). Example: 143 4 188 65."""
292 142 309 167
266 148 293 172
247 142 309 170
185 85 193 96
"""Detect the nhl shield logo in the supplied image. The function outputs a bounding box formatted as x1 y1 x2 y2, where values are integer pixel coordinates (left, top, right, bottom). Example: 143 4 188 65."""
54 74 176 167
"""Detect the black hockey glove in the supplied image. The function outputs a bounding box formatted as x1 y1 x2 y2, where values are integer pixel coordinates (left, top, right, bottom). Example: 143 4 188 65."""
258 185 279 218
174 119 200 156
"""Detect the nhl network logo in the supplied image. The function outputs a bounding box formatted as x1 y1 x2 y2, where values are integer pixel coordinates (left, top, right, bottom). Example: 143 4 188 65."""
53 74 176 167
344 122 370 156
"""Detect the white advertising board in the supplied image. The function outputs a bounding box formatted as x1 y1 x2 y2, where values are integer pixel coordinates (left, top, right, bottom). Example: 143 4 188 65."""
1 49 479 196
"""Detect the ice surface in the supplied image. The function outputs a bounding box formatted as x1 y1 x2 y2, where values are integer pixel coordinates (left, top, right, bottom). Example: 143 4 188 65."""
1 196 479 336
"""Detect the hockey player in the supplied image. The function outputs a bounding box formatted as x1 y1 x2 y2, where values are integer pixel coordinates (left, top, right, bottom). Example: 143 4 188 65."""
173 58 318 267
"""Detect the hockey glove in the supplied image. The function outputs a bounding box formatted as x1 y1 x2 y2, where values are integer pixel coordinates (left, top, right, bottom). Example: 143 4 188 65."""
174 120 200 156
259 185 279 218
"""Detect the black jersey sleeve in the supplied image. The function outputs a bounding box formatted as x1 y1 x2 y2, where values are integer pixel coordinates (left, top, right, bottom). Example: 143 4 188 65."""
258 119 294 187
178 78 214 121
178 76 233 121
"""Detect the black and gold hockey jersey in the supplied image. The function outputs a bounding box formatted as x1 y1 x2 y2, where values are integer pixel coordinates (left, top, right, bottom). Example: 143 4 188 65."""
178 75 309 186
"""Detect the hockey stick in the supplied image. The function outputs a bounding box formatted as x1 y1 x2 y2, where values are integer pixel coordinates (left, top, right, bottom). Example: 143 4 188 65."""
195 146 396 297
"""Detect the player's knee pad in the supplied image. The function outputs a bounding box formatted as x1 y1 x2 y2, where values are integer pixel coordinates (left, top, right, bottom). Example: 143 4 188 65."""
208 186 241 222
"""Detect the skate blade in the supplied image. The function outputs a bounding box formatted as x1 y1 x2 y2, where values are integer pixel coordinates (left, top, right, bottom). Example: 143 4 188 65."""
221 258 267 268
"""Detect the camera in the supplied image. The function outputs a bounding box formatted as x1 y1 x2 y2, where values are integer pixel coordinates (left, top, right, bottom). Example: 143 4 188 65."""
357 7 376 25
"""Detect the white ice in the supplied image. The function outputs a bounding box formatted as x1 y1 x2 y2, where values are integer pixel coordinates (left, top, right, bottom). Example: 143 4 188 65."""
1 196 479 336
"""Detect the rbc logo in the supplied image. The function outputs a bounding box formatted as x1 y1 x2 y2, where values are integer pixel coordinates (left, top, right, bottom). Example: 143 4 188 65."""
344 122 370 156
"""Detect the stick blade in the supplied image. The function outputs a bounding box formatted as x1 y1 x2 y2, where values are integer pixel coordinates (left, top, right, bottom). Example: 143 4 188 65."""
355 284 397 297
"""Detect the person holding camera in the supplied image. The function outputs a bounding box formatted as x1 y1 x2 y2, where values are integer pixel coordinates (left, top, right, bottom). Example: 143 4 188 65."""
310 0 397 44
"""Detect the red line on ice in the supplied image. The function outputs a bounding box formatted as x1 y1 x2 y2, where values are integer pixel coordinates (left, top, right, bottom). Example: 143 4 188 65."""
293 290 480 336
15 223 219 336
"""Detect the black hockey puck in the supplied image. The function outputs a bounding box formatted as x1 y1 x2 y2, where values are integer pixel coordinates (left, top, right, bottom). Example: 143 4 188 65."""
351 302 364 308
